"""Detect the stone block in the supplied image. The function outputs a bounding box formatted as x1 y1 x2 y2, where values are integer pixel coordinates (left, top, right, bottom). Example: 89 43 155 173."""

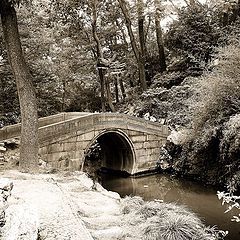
68 159 82 170
47 143 63 153
146 135 159 141
149 153 160 161
137 155 148 163
138 160 157 170
72 151 85 161
128 130 142 136
39 146 48 155
143 141 160 149
135 148 148 157
63 142 76 152
163 126 170 135
44 152 70 163
162 139 167 145
133 142 144 150
62 136 77 143
131 135 146 143
77 131 95 141
76 141 90 151
147 148 161 156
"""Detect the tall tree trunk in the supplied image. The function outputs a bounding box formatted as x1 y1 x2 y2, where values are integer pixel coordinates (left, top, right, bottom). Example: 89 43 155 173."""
144 15 151 46
118 0 147 91
119 76 126 100
0 1 39 172
105 78 115 112
91 0 106 112
98 68 106 111
115 19 128 46
154 0 167 72
114 77 119 103
137 0 147 90
61 79 66 111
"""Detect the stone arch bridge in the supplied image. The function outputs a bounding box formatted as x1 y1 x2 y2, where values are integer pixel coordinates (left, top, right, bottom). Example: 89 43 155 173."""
0 112 169 175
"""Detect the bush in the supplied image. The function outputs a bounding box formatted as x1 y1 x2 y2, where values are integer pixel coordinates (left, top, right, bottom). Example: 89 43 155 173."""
192 45 240 131
170 44 240 187
119 196 219 240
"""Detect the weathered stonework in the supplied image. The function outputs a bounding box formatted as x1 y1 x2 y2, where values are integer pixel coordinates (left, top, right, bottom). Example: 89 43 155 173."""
0 112 169 174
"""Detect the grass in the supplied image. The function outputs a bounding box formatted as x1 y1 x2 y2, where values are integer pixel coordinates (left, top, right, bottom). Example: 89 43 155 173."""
119 196 219 240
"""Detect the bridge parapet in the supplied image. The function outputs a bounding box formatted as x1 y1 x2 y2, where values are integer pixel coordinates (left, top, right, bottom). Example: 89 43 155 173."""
0 112 92 141
39 113 168 143
0 112 170 174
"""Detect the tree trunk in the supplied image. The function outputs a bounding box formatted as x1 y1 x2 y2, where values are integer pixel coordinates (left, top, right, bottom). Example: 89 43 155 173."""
119 76 126 100
137 0 147 90
91 0 107 112
118 0 139 61
114 77 119 103
118 0 147 91
0 1 39 172
154 0 167 72
61 79 66 111
115 19 128 46
105 78 115 112
98 68 106 111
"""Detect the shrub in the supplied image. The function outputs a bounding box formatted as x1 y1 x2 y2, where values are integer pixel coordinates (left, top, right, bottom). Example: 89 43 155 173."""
119 196 219 240
191 45 240 132
166 44 240 187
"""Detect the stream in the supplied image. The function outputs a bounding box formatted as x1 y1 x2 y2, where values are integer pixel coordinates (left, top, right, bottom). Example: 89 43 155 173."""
101 173 240 240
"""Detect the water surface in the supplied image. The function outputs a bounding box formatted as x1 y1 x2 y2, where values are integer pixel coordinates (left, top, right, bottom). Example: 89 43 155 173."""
101 173 240 240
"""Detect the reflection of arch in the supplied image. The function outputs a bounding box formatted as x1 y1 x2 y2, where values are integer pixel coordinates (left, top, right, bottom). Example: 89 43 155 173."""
83 129 136 174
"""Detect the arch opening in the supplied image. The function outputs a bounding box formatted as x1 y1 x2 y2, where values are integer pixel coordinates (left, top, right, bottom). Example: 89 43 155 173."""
83 131 135 180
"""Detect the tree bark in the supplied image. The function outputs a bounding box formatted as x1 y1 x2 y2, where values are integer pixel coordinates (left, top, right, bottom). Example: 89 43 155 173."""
114 77 119 103
115 19 128 46
118 0 139 61
105 77 115 112
0 1 39 172
137 0 147 90
91 0 106 111
118 0 147 91
154 0 167 72
119 76 126 100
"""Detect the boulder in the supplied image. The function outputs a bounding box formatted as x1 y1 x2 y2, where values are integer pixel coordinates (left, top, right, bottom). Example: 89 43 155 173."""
0 178 13 230
1 204 39 240
0 178 13 193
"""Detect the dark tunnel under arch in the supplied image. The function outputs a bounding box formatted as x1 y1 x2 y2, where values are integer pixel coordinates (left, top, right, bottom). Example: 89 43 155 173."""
83 130 136 174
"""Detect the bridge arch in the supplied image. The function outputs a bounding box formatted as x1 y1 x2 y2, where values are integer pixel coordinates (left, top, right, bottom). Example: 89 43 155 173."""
83 129 136 174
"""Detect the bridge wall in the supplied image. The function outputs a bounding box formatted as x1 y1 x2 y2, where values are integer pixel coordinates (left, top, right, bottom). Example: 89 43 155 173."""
38 113 169 174
0 112 169 174
0 112 91 141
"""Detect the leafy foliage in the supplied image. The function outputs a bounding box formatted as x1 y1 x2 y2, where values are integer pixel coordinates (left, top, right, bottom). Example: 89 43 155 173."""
217 191 240 223
165 3 220 74
168 44 240 188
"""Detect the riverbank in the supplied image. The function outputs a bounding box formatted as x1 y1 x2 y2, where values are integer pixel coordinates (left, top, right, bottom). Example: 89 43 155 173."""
0 170 222 240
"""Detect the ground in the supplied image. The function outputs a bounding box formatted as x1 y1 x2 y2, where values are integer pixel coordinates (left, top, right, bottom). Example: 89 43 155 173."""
1 170 122 240
0 169 221 240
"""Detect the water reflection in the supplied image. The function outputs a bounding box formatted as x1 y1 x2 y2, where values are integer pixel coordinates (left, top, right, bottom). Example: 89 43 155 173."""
101 173 240 240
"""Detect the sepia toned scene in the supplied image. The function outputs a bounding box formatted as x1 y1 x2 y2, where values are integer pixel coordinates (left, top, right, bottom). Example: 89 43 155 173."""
0 0 239 239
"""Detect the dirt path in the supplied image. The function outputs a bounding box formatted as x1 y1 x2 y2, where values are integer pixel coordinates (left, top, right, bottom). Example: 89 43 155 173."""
1 170 122 240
